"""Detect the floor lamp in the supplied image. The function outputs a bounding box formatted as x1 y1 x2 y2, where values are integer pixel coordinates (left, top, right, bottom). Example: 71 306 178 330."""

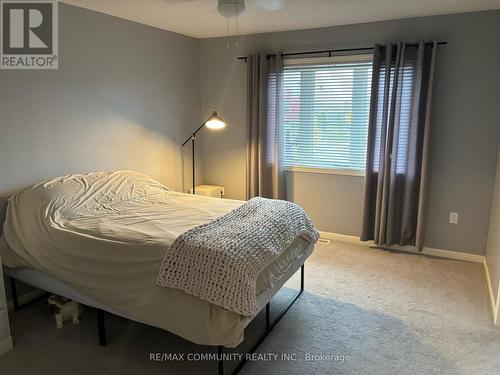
181 111 226 195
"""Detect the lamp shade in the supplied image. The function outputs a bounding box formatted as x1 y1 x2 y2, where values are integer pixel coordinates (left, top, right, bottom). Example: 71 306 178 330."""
205 111 226 129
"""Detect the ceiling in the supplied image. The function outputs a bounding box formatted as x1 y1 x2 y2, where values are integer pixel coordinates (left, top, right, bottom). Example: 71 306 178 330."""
62 0 500 38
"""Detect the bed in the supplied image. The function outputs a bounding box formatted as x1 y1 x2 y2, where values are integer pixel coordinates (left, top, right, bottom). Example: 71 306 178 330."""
0 170 317 373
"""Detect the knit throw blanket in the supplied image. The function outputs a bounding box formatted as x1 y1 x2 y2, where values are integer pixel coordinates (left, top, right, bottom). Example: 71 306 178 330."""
156 197 319 316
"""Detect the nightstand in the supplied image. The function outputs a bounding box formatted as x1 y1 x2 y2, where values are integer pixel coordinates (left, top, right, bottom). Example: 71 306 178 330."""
188 185 224 198
0 254 13 355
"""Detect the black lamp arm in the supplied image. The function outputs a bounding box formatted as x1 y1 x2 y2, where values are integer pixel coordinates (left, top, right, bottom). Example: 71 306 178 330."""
181 122 206 148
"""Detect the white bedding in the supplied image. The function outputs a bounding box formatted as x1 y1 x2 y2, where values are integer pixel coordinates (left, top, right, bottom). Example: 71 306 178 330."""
0 171 314 347
3 170 245 271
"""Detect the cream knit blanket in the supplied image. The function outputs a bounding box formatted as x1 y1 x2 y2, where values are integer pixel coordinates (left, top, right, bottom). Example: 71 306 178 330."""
156 197 319 316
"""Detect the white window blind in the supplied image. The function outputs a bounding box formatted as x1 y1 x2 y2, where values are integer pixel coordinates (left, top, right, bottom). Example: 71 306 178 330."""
283 54 373 172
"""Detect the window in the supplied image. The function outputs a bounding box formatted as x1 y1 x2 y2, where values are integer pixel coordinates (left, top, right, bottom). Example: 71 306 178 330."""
283 54 373 174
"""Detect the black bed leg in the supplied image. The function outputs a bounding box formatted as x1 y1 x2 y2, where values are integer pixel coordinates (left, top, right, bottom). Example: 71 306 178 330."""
300 264 304 292
265 303 270 332
97 309 107 346
10 277 20 311
217 345 224 375
221 265 305 375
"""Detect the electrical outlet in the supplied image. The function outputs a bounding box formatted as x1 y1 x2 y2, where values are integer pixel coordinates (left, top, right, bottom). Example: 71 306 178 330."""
449 212 459 224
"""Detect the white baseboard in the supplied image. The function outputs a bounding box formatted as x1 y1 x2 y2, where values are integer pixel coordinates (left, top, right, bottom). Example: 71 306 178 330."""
0 336 13 355
320 230 498 325
319 231 484 263
6 289 46 312
420 247 484 263
483 259 499 326
319 231 363 245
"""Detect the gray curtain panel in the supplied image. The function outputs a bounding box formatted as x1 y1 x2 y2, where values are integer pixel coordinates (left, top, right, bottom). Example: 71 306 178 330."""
361 41 437 250
246 53 286 200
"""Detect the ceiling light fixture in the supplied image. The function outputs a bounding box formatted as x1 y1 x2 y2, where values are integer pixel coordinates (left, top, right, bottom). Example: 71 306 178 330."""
217 0 245 18
218 0 245 48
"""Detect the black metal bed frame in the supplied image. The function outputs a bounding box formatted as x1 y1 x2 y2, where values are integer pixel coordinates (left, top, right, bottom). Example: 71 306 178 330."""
9 264 304 375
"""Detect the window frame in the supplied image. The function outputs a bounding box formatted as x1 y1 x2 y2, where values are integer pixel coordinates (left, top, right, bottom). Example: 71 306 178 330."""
282 53 374 177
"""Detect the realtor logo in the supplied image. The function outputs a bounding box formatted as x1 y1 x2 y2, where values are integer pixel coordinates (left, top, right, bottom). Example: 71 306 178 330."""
1 0 58 69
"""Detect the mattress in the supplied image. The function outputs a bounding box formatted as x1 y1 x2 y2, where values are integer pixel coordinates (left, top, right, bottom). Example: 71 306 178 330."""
0 171 314 347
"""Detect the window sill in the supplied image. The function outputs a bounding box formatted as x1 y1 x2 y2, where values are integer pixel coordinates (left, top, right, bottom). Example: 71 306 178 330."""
285 166 365 177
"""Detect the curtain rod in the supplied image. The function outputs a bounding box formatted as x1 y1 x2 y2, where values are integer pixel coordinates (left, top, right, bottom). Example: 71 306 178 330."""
236 41 447 62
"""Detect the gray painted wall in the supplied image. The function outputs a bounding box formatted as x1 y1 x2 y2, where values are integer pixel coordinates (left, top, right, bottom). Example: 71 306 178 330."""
486 146 500 300
0 4 201 300
0 5 498 282
0 3 201 197
199 10 500 254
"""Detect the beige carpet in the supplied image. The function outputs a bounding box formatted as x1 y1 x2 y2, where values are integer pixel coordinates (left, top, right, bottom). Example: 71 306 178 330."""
1 239 499 374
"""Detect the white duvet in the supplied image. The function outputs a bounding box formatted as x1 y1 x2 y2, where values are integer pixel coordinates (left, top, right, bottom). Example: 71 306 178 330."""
1 170 313 347
4 170 244 269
